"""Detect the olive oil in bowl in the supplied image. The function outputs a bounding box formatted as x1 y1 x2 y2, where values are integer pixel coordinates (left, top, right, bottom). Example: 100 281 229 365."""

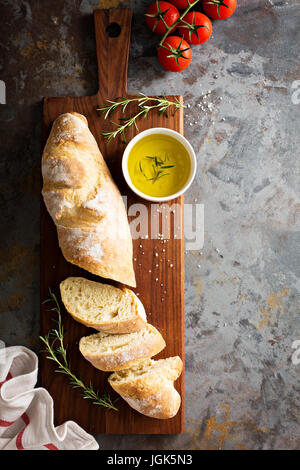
122 129 196 202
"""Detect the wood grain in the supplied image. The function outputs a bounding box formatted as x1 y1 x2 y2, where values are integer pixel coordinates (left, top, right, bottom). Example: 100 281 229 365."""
40 8 185 434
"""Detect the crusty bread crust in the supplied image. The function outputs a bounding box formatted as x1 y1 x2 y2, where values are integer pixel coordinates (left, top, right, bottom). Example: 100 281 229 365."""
108 357 183 419
79 324 166 371
42 112 136 287
60 277 147 334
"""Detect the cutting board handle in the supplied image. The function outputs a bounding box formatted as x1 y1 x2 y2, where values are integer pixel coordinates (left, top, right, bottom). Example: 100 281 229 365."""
94 9 132 101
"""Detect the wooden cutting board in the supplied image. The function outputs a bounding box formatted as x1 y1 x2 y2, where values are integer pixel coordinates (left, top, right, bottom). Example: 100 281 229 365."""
40 8 185 434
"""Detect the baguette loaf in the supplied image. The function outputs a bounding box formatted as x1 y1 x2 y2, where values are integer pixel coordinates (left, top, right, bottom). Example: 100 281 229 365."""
60 277 147 334
108 356 183 419
42 112 136 287
79 324 166 371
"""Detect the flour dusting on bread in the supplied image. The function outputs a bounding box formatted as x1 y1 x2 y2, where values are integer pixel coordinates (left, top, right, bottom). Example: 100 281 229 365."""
83 189 105 214
61 226 104 262
79 325 166 371
108 356 183 419
53 113 87 143
43 190 72 221
41 112 136 286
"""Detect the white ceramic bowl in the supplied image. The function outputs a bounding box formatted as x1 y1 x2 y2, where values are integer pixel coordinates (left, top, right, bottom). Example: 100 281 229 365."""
122 128 197 202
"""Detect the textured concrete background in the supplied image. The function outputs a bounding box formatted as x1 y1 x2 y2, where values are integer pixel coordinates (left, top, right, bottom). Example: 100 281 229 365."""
0 0 300 450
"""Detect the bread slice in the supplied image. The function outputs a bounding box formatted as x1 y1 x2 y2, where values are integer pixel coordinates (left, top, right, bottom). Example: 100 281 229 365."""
79 324 166 371
108 356 183 419
60 277 147 334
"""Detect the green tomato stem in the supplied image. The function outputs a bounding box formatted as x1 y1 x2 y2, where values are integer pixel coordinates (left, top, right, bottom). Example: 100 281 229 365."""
158 0 202 48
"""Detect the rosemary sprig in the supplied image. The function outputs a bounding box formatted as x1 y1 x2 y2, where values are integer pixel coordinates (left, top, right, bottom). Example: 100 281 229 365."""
140 153 175 184
40 290 118 411
97 93 185 143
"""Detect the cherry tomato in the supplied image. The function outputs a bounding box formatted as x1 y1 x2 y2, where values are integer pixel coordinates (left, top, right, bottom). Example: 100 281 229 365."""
178 12 212 45
168 0 190 10
202 0 237 20
146 1 180 35
158 35 192 72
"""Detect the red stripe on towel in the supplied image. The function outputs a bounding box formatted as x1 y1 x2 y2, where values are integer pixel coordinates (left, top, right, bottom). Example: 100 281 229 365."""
44 443 59 450
0 418 15 427
1 372 59 451
16 413 30 450
16 428 25 450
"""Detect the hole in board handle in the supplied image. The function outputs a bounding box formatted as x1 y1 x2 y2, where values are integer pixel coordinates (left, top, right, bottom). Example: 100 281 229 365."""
106 23 121 38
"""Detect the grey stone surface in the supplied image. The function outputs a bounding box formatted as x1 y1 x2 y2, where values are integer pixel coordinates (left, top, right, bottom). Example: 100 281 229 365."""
0 0 300 450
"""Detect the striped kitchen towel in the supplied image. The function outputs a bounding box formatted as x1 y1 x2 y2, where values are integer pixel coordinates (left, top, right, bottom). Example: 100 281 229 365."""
0 345 99 450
